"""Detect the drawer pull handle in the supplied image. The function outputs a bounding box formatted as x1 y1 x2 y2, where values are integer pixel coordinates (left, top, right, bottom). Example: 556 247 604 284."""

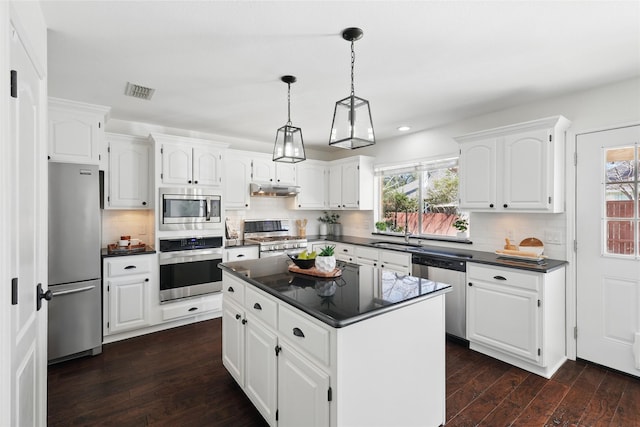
343 249 348 252
124 265 136 270
253 303 262 310
188 307 198 312
293 327 305 338
236 254 245 258
493 275 507 281
228 286 234 293
235 314 241 320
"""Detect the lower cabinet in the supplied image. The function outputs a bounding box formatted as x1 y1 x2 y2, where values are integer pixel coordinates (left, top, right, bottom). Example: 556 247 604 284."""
466 263 566 378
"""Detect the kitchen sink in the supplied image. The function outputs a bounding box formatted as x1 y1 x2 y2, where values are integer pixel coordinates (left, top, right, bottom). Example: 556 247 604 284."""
370 241 422 251
370 241 473 259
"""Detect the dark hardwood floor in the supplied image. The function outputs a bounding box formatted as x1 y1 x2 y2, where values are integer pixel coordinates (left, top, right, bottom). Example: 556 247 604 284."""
48 318 640 426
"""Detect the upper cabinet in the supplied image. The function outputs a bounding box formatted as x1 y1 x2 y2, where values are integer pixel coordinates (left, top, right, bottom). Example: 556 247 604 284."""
48 97 110 165
225 150 252 210
150 134 228 187
105 133 151 209
252 154 297 185
457 116 571 213
295 160 328 210
328 156 374 210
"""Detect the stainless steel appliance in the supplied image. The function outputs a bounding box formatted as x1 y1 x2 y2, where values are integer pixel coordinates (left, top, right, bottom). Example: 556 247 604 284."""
243 219 307 257
48 162 102 363
159 236 223 302
411 252 467 340
159 187 221 231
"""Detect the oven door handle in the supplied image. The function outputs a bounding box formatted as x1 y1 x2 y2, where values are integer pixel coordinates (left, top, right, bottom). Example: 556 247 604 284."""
159 249 223 265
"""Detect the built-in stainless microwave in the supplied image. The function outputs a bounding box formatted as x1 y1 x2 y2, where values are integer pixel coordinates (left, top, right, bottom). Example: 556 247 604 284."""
159 188 221 231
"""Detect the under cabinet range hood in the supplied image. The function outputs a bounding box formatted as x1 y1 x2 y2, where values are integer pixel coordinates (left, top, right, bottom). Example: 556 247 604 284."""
250 182 300 197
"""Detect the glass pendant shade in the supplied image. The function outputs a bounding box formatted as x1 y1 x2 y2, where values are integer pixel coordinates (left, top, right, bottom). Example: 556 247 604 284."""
329 94 375 149
273 124 305 163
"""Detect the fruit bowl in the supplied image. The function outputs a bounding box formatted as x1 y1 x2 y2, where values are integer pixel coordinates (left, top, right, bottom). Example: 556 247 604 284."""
288 254 316 269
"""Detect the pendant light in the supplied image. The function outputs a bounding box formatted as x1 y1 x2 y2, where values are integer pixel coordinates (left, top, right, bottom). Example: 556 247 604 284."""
273 75 306 163
329 27 375 149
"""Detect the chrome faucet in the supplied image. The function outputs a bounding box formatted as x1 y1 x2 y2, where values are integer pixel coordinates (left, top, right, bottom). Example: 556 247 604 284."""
404 210 411 243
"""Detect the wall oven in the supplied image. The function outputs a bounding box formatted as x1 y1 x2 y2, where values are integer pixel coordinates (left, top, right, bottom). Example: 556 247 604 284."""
159 187 221 231
159 236 223 303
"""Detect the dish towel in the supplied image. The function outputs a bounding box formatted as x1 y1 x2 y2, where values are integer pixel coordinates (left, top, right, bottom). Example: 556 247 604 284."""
634 332 640 370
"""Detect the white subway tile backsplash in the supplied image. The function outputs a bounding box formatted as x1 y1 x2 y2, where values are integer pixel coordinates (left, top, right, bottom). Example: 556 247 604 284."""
101 209 155 247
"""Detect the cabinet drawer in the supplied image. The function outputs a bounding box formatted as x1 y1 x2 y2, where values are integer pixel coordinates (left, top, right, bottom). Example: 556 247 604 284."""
278 305 330 366
334 243 354 256
106 256 151 277
223 275 245 305
245 287 277 330
355 246 378 261
468 263 539 291
161 299 203 321
225 246 259 262
380 250 411 268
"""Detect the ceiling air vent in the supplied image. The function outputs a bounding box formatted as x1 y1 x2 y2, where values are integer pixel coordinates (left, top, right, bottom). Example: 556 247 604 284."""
124 82 155 100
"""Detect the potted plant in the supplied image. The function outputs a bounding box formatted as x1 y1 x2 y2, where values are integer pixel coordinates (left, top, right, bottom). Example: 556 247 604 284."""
453 216 469 238
315 245 336 273
375 221 388 232
318 211 340 236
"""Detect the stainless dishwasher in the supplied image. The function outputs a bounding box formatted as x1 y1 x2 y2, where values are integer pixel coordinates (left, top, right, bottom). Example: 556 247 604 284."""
412 253 467 340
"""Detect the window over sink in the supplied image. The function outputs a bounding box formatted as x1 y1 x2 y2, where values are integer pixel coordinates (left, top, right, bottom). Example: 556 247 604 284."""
374 157 467 238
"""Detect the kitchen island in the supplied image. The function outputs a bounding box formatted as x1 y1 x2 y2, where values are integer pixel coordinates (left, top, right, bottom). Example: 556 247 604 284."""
219 256 451 427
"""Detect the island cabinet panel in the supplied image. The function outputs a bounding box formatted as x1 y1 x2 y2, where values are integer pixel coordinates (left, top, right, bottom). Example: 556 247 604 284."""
222 298 245 386
245 316 278 425
466 263 567 378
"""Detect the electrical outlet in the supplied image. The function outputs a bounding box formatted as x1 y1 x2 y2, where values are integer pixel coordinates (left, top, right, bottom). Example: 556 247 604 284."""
507 229 515 241
545 230 562 245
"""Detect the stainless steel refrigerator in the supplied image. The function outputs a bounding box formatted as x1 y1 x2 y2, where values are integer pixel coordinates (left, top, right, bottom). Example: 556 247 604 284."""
48 162 102 362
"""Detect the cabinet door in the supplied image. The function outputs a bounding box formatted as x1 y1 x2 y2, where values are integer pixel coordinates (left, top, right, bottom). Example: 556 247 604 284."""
108 139 150 208
275 163 297 185
106 276 150 334
278 345 330 427
328 164 342 209
222 300 245 385
341 162 360 208
162 142 192 185
459 138 497 210
48 108 102 164
252 157 275 183
192 146 222 186
225 153 252 209
467 280 540 363
502 128 549 210
296 163 327 209
245 318 278 426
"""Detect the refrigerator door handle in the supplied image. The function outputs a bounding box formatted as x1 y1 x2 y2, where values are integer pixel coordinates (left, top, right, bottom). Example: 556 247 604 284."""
51 285 96 297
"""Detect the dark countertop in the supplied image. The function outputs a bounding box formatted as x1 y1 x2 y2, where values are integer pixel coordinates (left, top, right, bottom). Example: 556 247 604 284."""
101 246 156 258
305 235 567 273
220 256 451 328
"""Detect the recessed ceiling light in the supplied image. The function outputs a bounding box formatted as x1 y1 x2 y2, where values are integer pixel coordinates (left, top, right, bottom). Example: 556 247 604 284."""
397 126 411 132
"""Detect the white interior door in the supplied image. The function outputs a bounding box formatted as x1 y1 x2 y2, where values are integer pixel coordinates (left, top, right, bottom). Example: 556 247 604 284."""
576 125 640 377
9 21 48 425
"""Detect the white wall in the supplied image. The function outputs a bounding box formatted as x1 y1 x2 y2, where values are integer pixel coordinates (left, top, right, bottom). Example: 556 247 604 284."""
101 209 154 247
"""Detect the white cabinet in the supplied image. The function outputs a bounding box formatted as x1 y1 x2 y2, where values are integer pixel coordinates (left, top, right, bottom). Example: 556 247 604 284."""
105 133 151 209
224 245 259 262
327 156 374 210
296 160 328 209
151 134 228 187
466 263 566 378
457 116 571 213
354 246 411 275
224 150 252 209
103 255 153 335
48 97 110 165
333 243 355 263
252 154 297 185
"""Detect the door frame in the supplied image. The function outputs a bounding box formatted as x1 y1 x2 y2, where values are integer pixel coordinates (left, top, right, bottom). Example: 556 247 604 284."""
0 3 48 426
570 120 640 363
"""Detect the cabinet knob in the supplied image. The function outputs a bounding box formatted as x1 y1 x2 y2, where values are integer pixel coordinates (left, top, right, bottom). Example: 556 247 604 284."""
489 204 494 208
468 282 473 286
503 204 508 208
144 278 149 282
194 180 198 184
228 286 234 293
242 319 247 325
235 314 241 320
298 204 301 208
142 201 147 206
245 204 249 207
188 180 192 184
270 178 273 182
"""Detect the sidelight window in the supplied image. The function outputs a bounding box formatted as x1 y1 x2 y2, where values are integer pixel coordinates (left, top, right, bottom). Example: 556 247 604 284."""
604 146 638 256
374 158 464 237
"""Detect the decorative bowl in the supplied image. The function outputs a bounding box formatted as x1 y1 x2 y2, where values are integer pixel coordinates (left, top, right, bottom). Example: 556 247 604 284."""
288 254 316 269
519 237 544 256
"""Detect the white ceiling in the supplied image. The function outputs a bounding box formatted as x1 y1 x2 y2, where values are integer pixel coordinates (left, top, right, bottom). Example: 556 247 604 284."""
41 1 640 151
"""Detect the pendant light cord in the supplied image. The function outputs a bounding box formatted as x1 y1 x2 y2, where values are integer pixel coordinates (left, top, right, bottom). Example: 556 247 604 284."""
350 40 356 96
287 82 292 126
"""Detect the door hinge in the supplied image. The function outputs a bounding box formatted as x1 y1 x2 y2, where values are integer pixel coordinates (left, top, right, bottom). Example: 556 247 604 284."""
107 196 110 202
107 321 110 329
548 134 552 142
107 146 111 153
574 152 577 166
99 154 101 161
537 299 541 307
98 122 101 129
574 326 578 339
538 348 541 356
548 196 552 204
275 345 281 356
574 240 578 252
11 278 18 305
276 410 278 421
160 173 163 180
328 387 333 402
10 70 17 98
107 285 110 292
